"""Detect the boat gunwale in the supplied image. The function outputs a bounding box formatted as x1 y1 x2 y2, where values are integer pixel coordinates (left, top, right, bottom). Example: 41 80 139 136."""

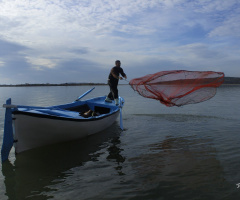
11 95 123 122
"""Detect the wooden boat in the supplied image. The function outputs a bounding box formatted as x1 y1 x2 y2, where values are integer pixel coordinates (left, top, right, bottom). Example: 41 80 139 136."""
1 87 124 162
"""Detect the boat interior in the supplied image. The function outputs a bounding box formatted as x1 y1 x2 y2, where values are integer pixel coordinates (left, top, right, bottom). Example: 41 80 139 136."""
64 104 111 115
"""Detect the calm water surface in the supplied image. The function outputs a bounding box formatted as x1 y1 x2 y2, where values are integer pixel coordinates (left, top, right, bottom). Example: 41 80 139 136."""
0 85 240 200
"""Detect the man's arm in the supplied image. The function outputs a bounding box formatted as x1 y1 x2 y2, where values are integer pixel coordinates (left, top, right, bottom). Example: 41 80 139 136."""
120 68 127 79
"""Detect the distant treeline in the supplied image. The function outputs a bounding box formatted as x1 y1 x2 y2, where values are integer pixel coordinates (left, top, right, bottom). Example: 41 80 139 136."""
0 77 239 87
0 83 107 87
223 77 240 84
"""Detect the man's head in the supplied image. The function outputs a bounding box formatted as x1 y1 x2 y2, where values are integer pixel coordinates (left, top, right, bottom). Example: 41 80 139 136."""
115 60 121 67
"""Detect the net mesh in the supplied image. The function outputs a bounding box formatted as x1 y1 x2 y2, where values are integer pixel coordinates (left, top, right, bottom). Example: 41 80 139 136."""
129 70 224 107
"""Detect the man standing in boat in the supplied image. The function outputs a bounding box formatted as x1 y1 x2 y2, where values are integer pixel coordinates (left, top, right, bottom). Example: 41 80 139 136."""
105 60 127 105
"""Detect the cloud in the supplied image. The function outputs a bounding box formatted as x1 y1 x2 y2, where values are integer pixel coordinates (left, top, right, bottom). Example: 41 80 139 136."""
0 38 31 73
0 0 240 84
0 38 29 56
69 47 89 55
209 13 240 38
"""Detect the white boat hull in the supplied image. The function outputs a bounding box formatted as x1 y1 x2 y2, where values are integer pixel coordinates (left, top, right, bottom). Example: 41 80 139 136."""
13 111 119 153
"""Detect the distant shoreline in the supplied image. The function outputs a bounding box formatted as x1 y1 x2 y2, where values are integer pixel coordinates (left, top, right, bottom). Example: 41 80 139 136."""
0 83 108 87
0 77 239 87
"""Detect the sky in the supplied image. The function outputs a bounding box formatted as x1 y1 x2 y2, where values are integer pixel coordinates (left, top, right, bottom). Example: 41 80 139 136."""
0 0 240 84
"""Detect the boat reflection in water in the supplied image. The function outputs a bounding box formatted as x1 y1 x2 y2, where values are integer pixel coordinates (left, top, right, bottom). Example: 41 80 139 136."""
2 123 122 200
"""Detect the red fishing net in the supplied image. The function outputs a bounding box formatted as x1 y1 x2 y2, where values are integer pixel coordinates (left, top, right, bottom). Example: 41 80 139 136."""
129 70 224 107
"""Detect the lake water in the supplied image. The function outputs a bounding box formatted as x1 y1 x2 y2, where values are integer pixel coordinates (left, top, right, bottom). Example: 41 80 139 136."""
0 85 240 200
